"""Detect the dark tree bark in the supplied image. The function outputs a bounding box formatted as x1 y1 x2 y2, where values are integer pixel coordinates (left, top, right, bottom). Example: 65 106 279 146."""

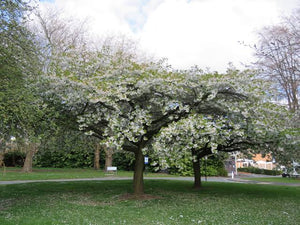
192 158 201 189
133 148 144 195
192 149 202 189
0 153 4 167
94 142 100 170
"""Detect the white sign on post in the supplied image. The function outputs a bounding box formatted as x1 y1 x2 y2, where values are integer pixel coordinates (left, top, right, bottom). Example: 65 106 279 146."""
144 156 149 164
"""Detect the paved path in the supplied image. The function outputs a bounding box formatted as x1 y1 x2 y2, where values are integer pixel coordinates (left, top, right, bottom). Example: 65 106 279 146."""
0 176 231 185
0 177 131 185
0 176 299 186
227 177 300 187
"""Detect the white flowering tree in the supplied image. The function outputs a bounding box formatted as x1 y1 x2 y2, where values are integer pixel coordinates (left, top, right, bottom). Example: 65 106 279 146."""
150 69 295 188
152 104 286 188
44 44 267 195
35 6 292 193
151 114 242 188
40 24 297 193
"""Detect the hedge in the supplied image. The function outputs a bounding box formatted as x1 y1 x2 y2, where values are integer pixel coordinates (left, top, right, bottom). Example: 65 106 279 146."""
237 167 282 175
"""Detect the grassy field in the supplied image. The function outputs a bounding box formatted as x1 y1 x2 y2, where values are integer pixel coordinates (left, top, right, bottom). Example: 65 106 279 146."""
0 180 299 225
0 167 175 181
242 177 300 183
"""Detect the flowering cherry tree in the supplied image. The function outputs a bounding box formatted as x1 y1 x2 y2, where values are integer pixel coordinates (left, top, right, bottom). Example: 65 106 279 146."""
150 71 295 188
151 104 286 188
151 114 244 188
36 8 293 193
44 45 265 194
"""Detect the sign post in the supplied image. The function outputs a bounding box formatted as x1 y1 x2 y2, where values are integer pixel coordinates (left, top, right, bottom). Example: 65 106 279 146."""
144 156 149 174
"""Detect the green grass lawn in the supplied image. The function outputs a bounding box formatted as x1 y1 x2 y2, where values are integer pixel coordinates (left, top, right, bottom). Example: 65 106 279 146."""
0 180 299 225
242 177 300 183
0 167 175 181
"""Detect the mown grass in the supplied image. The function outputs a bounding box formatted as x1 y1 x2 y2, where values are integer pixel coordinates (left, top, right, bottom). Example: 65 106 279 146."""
242 177 300 183
0 167 175 181
0 180 299 225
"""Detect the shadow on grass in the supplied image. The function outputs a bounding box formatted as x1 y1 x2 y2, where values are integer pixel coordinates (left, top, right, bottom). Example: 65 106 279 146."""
1 179 298 200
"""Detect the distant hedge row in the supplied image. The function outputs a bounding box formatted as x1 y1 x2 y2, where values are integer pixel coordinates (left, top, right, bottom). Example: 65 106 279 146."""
238 167 281 175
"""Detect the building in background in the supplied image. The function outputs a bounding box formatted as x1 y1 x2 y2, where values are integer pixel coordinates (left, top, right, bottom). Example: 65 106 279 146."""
225 153 277 174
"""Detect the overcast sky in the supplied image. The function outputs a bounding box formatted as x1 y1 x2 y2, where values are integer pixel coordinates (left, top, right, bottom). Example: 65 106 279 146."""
39 0 299 72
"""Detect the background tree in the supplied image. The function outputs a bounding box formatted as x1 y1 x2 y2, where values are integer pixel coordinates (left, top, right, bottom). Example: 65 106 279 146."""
32 7 126 170
253 9 300 171
0 0 33 143
31 5 89 74
93 141 101 170
0 0 53 172
254 9 300 112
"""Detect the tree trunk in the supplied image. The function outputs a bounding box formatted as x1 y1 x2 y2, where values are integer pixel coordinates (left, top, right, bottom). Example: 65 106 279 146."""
133 148 144 195
94 143 100 170
0 153 4 167
12 153 16 167
192 148 202 189
22 143 37 173
104 146 113 171
193 158 202 189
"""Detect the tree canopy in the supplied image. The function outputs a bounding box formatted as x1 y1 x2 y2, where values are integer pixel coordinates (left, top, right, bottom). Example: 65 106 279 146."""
41 42 281 194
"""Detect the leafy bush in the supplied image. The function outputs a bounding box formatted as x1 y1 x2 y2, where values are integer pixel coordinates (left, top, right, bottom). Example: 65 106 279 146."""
217 166 229 177
167 155 228 177
34 131 96 168
113 152 135 171
34 149 94 168
238 167 281 175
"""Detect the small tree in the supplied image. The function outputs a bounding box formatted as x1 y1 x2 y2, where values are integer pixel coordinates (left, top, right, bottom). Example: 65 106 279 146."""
152 71 289 189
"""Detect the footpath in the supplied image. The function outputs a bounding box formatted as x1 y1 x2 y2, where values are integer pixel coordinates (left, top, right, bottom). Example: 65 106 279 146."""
227 177 300 187
0 176 299 186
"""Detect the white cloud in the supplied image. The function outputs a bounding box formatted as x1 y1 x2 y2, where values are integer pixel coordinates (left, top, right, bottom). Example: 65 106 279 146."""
139 0 289 71
52 0 134 35
39 0 299 72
